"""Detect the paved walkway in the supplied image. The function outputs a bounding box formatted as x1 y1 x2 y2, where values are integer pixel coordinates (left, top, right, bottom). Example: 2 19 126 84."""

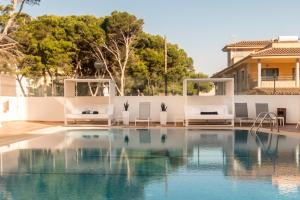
280 124 300 133
0 121 62 145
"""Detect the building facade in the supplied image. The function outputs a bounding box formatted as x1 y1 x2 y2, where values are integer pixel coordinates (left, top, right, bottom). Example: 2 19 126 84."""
212 36 300 94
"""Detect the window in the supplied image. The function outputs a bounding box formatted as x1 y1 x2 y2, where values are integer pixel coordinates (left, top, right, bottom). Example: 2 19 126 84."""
240 70 245 82
261 68 279 80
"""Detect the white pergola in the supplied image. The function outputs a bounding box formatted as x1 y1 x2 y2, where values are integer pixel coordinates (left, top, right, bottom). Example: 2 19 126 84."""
64 79 116 125
183 78 234 96
64 78 115 102
183 78 235 126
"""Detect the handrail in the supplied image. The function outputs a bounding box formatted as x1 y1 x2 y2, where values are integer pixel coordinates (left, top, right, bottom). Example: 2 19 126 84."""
249 112 279 134
251 132 279 160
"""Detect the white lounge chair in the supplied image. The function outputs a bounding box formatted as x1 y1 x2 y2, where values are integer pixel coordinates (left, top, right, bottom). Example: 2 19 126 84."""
135 102 151 127
65 104 114 126
185 105 234 126
235 103 254 126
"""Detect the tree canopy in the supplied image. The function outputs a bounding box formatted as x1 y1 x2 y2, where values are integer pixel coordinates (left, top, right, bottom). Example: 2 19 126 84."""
0 7 206 96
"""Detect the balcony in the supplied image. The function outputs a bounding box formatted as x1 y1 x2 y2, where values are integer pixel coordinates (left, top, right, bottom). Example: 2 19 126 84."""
260 76 297 88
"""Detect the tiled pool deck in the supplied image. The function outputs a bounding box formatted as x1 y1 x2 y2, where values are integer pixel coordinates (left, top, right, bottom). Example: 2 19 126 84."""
0 121 61 145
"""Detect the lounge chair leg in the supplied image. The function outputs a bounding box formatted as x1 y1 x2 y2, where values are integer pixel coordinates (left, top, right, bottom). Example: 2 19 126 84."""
108 119 111 126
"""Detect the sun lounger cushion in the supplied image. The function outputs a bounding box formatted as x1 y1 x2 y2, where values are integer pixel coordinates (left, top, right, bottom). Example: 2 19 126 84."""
185 105 233 120
201 111 218 115
67 105 113 118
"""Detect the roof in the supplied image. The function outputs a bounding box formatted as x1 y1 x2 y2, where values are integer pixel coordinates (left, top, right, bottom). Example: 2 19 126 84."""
212 47 300 78
211 55 250 78
223 40 271 51
251 48 300 57
250 88 300 95
184 78 233 83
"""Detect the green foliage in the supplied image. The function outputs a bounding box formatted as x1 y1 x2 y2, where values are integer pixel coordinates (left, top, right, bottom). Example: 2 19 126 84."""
123 101 129 111
94 11 144 96
3 9 209 96
186 73 215 95
131 33 195 95
14 15 105 79
17 55 44 78
102 11 143 40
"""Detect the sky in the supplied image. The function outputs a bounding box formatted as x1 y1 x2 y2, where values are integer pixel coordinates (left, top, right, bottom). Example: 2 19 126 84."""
18 0 300 75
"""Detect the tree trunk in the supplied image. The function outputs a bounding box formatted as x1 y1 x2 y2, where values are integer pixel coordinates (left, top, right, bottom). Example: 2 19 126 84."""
43 70 47 97
46 70 54 96
0 0 17 38
88 82 100 96
120 69 125 96
16 75 27 97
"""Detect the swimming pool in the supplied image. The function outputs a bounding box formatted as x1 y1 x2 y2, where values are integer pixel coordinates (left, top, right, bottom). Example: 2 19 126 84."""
0 129 299 200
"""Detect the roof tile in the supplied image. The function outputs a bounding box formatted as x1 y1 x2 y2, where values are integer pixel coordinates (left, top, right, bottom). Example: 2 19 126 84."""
253 88 300 95
251 48 300 57
225 40 271 48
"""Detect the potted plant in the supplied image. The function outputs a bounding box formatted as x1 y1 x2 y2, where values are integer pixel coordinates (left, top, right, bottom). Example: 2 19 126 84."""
160 103 168 126
123 101 130 126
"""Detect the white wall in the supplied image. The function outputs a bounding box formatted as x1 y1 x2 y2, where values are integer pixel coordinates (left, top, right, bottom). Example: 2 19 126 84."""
1 95 300 124
24 97 65 121
114 96 185 122
0 96 26 121
235 95 300 124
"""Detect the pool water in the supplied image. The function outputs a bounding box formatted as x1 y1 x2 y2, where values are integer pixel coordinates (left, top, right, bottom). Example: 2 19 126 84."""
0 129 299 200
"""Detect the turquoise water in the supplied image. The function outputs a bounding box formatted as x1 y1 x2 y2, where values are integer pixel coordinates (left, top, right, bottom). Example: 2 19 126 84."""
0 129 299 200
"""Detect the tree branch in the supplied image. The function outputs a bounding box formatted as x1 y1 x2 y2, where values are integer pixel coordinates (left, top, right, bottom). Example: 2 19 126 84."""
92 45 122 95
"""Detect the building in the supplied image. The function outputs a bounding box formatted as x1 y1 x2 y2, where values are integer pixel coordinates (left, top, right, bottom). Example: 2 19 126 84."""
0 73 16 96
212 36 300 94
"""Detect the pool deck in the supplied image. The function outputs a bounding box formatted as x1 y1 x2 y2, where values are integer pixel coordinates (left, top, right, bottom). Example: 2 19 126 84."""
0 121 299 145
0 121 61 145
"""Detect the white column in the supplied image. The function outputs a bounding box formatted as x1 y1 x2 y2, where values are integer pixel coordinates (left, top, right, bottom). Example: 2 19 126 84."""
257 60 262 88
296 59 300 87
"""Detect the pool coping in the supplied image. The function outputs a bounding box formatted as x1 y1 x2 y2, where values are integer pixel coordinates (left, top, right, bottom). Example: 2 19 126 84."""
28 125 300 138
0 125 297 148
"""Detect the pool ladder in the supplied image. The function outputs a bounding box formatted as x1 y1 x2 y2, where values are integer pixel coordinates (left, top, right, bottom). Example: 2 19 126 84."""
249 112 279 135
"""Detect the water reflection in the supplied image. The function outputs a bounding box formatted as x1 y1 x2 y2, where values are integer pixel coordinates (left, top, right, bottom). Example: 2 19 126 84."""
0 129 299 200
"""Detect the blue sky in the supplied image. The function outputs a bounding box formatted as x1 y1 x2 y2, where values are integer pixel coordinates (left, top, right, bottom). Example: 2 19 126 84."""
21 0 300 75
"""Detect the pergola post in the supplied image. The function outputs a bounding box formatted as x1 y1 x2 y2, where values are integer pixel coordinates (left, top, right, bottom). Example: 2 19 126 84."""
257 60 262 88
296 59 300 87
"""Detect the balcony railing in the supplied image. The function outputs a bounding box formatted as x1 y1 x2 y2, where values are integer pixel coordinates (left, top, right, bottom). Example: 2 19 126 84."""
261 76 294 81
260 76 296 88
